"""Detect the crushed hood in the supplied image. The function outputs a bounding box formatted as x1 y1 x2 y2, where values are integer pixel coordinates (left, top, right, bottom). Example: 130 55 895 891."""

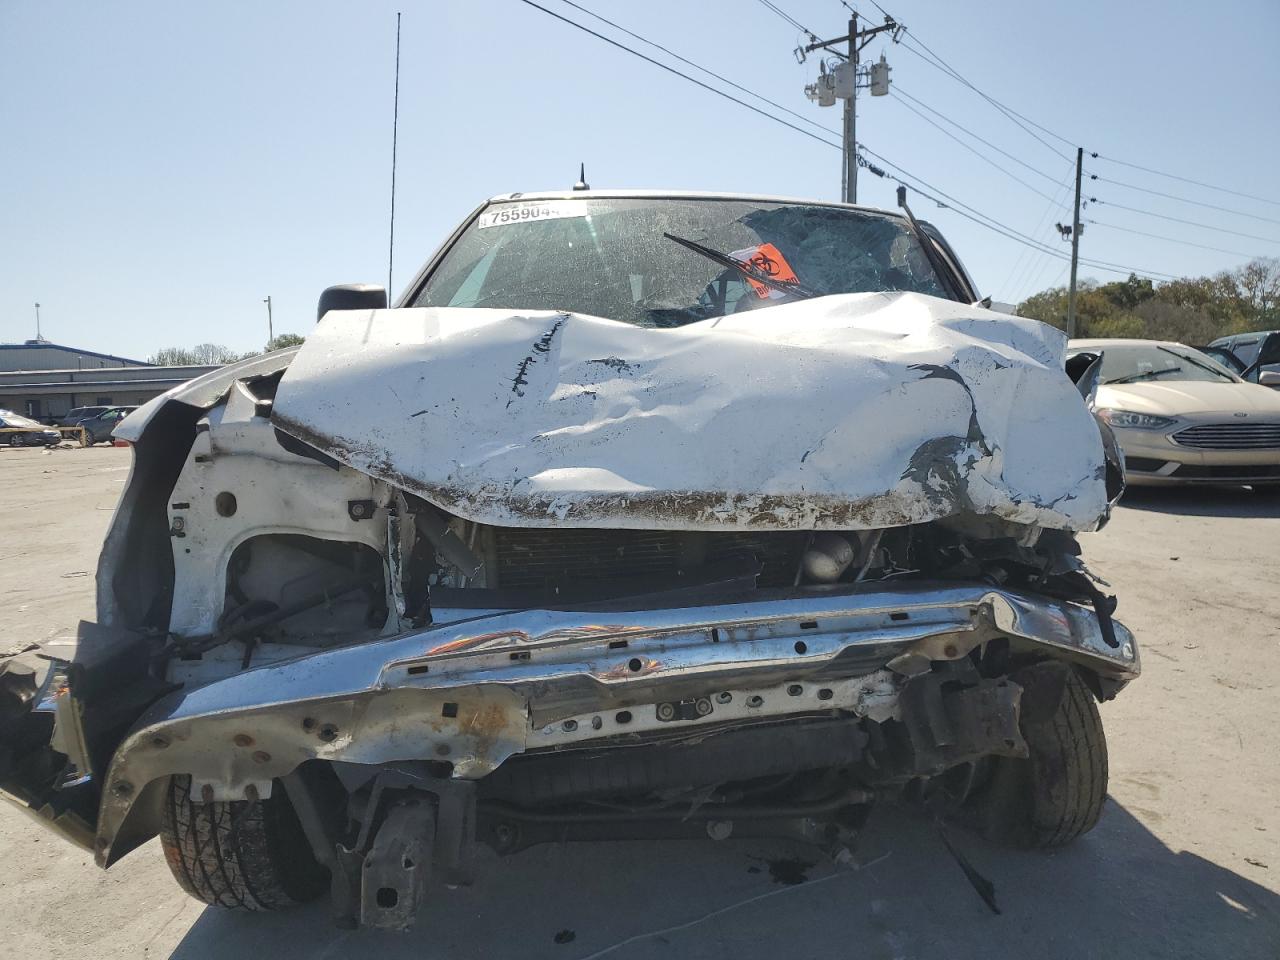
271 293 1110 532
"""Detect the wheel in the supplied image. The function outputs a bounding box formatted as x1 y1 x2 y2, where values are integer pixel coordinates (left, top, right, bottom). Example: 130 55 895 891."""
963 667 1108 848
83 431 95 447
159 775 328 911
7 434 23 447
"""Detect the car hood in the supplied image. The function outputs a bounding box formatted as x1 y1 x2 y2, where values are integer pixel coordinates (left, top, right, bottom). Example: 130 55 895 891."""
1096 380 1280 418
270 293 1110 532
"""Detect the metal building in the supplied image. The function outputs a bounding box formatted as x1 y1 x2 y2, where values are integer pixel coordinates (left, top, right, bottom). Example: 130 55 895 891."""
0 341 217 421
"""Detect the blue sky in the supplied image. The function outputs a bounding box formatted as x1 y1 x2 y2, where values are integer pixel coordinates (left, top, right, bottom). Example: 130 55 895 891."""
2 0 1278 360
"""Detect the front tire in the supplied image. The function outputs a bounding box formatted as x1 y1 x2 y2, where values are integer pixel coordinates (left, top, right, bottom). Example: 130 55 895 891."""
966 668 1108 848
159 775 328 911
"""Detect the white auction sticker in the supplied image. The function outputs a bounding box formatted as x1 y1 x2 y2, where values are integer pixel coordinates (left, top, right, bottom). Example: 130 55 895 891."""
476 203 588 229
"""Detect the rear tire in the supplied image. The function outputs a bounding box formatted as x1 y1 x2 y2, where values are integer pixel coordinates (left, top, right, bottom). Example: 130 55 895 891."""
966 669 1108 848
159 775 328 911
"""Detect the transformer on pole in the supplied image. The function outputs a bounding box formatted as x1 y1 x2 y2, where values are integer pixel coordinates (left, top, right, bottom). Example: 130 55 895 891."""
801 11 902 204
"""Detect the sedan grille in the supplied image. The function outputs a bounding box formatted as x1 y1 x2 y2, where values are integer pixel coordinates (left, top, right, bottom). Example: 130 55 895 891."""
1172 422 1280 450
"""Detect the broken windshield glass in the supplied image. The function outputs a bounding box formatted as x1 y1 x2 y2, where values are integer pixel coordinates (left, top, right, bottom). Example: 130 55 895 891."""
413 197 950 326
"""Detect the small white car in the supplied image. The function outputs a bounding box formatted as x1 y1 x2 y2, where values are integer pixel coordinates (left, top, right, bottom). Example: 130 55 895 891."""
1070 338 1280 491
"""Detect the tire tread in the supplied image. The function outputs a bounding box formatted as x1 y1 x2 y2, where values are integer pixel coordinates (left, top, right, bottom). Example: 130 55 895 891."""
159 775 324 911
1023 671 1108 847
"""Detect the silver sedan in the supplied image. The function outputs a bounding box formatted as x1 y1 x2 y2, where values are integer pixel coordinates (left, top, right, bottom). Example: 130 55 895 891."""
1069 338 1280 491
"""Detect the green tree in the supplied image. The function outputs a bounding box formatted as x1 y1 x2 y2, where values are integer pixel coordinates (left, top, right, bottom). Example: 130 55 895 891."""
265 333 306 352
148 343 242 365
1015 258 1280 343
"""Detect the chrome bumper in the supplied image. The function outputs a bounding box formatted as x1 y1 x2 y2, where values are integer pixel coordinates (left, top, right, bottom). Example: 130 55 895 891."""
91 581 1136 866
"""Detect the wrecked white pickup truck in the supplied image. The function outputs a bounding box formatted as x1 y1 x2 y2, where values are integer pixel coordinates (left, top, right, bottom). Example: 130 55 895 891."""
0 191 1135 929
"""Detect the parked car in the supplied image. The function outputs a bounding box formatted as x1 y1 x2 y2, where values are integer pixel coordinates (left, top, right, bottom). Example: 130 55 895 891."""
76 405 138 445
1070 337 1280 490
0 191 1137 931
54 405 112 428
0 409 62 447
1208 330 1280 388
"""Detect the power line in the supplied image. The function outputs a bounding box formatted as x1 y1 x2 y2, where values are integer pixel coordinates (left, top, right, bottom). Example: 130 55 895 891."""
851 0 897 22
857 145 1179 279
1087 173 1280 226
1020 254 1071 304
845 0 1083 165
857 4 1280 225
889 92 1061 203
898 33 1077 151
896 34 1074 162
515 0 1179 282
1003 170 1076 294
512 0 842 151
893 87 1061 183
896 28 1280 213
754 0 814 38
557 0 838 138
1090 199 1280 246
1086 220 1257 259
1090 154 1280 208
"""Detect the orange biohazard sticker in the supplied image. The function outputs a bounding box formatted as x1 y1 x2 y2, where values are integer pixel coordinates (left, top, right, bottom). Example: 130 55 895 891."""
729 242 799 299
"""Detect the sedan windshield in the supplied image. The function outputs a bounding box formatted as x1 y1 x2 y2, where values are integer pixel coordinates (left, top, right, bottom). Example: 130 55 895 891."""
1093 344 1240 385
412 197 950 326
0 411 43 428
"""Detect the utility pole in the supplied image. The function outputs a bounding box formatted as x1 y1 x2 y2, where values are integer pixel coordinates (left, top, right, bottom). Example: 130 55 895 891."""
1067 147 1083 338
844 15 857 203
388 11 402 299
263 296 273 345
801 11 901 204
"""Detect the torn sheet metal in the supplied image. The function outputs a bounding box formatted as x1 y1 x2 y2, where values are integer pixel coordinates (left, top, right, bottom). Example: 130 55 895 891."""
271 293 1108 531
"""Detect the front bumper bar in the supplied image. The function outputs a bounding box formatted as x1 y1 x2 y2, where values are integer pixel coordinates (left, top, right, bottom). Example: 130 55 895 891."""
56 581 1135 866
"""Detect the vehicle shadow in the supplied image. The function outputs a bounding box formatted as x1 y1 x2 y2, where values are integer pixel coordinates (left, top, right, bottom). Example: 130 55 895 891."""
165 800 1279 960
1119 485 1280 518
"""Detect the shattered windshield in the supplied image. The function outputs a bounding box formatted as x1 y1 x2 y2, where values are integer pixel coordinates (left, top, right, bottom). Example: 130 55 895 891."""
1094 344 1240 385
413 197 950 326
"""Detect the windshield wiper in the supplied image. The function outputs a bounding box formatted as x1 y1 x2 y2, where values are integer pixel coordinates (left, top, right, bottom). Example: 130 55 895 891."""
1158 345 1235 380
896 186 967 302
662 232 821 300
1107 367 1183 384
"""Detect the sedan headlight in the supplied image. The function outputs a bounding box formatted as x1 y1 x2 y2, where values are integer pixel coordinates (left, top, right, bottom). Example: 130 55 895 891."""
1097 409 1175 430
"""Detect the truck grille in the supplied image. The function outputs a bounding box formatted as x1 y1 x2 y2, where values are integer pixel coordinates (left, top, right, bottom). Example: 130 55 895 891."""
491 528 806 591
1172 422 1280 450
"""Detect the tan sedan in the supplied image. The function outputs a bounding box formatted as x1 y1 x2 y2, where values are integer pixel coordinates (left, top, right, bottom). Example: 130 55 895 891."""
1069 338 1280 491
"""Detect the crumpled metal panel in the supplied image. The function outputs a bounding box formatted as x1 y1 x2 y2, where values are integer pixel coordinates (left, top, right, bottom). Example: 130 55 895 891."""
270 294 1109 532
113 347 301 442
88 581 1136 866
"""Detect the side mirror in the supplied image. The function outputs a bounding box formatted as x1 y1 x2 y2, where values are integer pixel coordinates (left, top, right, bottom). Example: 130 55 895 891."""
1258 370 1280 388
317 283 388 322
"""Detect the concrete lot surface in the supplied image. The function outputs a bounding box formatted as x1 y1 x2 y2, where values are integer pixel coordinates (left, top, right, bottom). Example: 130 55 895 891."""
1 445 1277 958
